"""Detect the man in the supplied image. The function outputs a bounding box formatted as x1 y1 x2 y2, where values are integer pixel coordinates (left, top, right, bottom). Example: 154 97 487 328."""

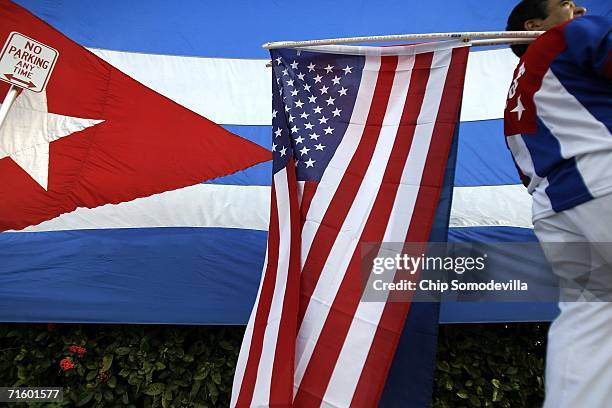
504 1 611 407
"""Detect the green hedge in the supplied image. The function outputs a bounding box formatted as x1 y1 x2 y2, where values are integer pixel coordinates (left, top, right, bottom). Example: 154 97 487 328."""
0 323 547 407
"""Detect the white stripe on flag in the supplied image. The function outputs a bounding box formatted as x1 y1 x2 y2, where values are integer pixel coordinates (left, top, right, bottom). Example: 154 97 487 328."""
294 54 416 391
450 185 533 228
90 48 271 126
91 47 515 126
460 48 517 122
322 49 452 406
13 184 270 232
535 69 612 159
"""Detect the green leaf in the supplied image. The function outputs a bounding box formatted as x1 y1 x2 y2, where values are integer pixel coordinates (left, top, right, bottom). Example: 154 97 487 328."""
219 340 234 351
190 381 202 399
128 374 140 386
491 379 501 388
164 389 173 401
102 355 114 372
17 367 26 380
155 362 166 371
35 332 47 342
76 392 94 407
492 388 501 402
116 347 131 356
437 361 450 372
104 390 114 402
122 392 129 404
207 381 218 398
457 390 469 399
86 370 97 381
107 376 117 388
144 383 165 396
6 330 19 337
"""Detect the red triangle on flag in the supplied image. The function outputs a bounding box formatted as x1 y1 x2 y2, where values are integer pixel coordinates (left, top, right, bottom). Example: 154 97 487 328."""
0 0 270 231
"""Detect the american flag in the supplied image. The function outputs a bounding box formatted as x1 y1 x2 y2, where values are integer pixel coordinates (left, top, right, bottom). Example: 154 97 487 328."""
232 41 469 407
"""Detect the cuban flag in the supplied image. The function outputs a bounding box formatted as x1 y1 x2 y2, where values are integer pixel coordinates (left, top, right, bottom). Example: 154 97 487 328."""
2 0 609 328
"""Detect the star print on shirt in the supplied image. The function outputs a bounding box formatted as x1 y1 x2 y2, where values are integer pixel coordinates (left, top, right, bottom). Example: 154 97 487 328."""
511 95 526 121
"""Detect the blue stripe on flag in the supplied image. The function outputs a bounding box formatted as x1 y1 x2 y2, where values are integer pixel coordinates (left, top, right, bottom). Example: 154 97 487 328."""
446 226 560 322
0 228 266 324
521 118 593 212
12 0 544 59
455 119 521 186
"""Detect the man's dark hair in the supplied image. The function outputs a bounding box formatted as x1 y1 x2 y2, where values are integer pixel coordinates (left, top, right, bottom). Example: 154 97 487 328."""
506 0 549 57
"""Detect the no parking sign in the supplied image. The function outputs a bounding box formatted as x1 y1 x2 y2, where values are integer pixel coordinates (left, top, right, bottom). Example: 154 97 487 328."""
0 32 58 93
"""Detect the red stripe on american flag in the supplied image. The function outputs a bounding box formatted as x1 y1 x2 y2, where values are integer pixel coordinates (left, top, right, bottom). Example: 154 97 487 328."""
269 163 301 405
298 56 399 329
350 47 469 407
234 182 281 407
299 181 318 231
293 52 434 406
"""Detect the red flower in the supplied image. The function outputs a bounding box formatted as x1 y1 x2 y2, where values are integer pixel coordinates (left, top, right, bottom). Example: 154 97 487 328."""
68 345 87 356
59 357 75 371
47 323 55 332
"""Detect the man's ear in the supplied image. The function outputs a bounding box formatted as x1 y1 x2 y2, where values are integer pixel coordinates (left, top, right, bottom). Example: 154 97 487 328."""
524 18 544 31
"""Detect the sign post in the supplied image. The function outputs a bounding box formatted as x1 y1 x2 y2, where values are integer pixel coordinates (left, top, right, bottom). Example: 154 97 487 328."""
0 85 20 129
0 32 59 130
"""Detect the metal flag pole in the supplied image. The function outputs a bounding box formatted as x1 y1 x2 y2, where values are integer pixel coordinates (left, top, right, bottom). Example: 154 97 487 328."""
262 30 543 49
0 85 21 131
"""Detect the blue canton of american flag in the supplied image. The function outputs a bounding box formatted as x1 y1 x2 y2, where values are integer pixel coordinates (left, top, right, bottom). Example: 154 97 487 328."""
270 49 364 177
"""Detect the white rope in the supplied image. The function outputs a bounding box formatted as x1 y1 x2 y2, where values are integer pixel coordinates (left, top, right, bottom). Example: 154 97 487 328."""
262 31 542 49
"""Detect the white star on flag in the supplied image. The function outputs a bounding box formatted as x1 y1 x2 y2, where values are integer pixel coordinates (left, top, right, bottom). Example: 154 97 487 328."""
0 90 104 190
